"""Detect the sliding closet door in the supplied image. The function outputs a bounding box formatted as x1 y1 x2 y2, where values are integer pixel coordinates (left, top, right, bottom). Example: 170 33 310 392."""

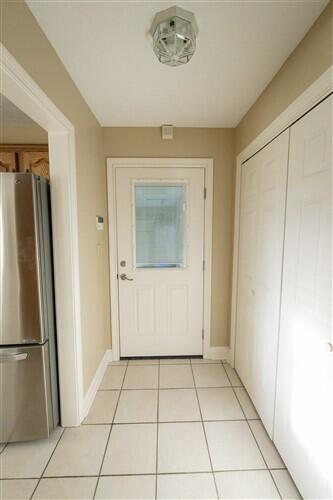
274 96 332 499
235 129 289 436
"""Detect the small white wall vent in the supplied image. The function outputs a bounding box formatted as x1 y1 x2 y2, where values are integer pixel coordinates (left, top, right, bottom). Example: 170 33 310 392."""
161 124 173 140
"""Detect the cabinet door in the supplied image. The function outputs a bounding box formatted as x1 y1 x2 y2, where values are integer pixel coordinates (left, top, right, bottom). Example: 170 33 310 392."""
18 151 49 180
0 152 17 172
274 96 332 499
235 129 289 436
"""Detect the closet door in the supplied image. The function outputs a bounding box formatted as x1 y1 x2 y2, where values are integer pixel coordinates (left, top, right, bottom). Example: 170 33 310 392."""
274 96 332 499
235 130 289 437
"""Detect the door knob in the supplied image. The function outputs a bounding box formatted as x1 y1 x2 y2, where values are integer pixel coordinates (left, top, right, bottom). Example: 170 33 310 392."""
119 273 133 281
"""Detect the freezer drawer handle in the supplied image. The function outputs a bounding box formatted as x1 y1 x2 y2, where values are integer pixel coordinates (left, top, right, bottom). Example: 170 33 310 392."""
0 352 28 363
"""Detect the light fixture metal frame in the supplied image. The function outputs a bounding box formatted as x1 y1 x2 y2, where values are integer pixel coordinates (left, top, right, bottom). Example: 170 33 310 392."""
150 5 199 67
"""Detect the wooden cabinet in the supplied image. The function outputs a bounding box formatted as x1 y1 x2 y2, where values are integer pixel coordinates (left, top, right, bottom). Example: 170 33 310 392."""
0 145 49 179
0 152 17 172
18 151 50 180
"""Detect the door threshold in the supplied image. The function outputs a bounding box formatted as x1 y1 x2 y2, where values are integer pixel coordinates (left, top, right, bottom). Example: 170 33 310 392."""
120 355 203 360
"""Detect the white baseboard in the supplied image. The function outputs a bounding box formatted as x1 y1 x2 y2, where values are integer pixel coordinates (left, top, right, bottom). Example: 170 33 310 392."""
81 349 112 421
208 346 231 363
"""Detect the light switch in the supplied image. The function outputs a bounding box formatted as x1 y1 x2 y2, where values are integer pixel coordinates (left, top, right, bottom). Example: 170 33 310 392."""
96 215 104 230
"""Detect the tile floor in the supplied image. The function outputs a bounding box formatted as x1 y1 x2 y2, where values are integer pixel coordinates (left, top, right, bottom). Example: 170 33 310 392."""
0 359 301 499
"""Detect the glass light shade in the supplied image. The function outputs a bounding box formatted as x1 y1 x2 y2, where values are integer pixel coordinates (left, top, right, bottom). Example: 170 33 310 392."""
150 7 198 67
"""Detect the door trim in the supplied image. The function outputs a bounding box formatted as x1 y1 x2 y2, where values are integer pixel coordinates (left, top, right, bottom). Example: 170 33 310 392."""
107 158 214 360
0 44 83 425
230 65 333 367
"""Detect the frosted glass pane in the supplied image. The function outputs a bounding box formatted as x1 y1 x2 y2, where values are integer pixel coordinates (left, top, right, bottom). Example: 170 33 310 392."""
135 184 185 268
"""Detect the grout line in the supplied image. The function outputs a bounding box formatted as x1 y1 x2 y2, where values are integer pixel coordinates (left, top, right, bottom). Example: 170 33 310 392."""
2 466 288 482
189 362 220 499
81 418 249 426
92 362 129 500
245 421 283 500
29 427 66 499
97 384 237 393
246 419 287 499
224 367 283 500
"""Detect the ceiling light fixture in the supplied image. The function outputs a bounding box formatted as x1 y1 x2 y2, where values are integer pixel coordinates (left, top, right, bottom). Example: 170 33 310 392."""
150 5 199 67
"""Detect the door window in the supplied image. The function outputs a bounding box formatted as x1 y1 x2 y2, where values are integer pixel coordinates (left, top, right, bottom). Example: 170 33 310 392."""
134 183 186 268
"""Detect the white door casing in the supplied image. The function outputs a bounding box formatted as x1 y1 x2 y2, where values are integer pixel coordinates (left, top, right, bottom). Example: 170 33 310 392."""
1 44 83 426
235 129 289 437
274 96 332 499
107 158 213 360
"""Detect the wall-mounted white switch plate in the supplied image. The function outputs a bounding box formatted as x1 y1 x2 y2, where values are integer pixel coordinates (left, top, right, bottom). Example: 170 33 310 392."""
96 215 104 230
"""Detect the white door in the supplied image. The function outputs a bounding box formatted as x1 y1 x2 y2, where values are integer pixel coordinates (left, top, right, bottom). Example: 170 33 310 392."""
274 96 332 499
115 166 205 357
235 129 289 436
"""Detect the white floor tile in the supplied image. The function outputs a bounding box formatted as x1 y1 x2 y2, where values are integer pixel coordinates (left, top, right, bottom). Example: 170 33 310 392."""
33 477 97 499
159 365 194 388
123 365 158 389
158 422 211 473
191 359 221 364
159 389 201 422
192 364 230 388
223 364 243 386
271 469 301 499
157 473 217 499
234 387 259 419
95 475 156 499
129 359 159 365
0 427 63 479
99 365 126 390
0 479 38 499
205 421 266 471
160 358 190 364
249 420 285 469
215 470 280 499
44 425 110 477
114 390 158 423
197 388 244 421
102 424 157 475
84 390 119 424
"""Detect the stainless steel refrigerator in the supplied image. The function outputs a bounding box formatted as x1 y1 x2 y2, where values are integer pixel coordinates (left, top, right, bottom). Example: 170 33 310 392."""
0 173 59 443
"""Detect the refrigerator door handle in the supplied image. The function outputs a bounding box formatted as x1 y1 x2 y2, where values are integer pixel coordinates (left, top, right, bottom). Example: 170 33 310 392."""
0 352 28 363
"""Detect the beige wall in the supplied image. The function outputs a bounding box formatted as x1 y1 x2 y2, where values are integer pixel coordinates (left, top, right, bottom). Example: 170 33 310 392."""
1 0 111 393
103 127 235 347
236 2 333 153
1 124 48 143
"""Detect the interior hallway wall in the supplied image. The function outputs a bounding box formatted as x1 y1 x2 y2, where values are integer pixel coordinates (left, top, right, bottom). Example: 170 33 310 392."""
236 1 333 153
1 0 111 393
103 127 235 348
1 124 48 143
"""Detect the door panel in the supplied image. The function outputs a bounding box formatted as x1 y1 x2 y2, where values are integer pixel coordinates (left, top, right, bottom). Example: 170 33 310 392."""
274 96 332 499
116 167 205 357
235 129 289 436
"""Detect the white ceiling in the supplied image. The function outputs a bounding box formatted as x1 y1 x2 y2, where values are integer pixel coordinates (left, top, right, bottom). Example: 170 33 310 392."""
27 1 328 128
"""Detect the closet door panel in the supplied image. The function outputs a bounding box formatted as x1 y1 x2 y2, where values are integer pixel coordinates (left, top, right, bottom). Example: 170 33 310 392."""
235 129 289 436
235 160 259 399
274 96 332 499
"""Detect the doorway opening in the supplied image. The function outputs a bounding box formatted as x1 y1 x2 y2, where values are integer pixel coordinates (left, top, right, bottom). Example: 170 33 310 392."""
107 158 213 360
